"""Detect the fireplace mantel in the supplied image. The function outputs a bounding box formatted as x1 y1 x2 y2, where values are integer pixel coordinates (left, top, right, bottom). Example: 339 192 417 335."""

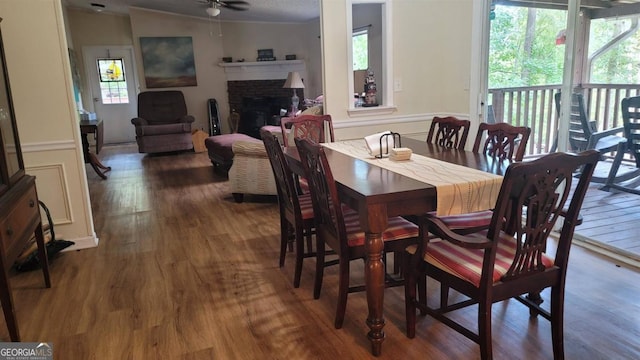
219 60 306 81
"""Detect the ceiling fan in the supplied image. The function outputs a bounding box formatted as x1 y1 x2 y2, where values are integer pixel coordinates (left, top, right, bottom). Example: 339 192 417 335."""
197 0 250 17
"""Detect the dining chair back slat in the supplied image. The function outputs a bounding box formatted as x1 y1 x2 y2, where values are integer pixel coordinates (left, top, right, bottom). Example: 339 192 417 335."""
473 122 531 161
426 116 471 150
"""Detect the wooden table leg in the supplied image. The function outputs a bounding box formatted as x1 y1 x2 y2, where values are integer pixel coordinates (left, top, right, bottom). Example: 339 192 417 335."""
82 133 111 179
364 204 389 356
365 231 385 356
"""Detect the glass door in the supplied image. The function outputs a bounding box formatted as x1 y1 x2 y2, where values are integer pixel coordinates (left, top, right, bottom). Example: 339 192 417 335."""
483 0 579 157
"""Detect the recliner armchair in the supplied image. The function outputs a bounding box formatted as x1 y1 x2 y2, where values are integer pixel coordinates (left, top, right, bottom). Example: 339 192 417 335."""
131 90 195 153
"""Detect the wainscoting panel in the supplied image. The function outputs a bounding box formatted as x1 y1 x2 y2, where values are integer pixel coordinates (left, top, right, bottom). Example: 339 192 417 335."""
26 163 73 225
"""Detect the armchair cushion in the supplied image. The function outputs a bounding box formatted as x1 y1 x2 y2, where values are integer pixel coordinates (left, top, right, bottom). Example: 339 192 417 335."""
135 123 192 137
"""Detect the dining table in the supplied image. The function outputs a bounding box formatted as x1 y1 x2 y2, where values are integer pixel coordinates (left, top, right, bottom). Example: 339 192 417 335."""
283 136 511 356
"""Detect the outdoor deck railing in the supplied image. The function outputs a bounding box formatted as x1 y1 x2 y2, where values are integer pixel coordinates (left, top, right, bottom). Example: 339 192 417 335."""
489 84 640 157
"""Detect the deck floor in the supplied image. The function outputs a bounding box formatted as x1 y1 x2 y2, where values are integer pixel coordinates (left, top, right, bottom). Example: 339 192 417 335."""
569 159 640 266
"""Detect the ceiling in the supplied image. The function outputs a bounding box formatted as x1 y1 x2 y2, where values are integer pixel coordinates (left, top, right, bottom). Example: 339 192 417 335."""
63 0 320 23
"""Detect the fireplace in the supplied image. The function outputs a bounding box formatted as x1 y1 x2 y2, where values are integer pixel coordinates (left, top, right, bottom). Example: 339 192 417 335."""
219 60 307 138
236 94 291 139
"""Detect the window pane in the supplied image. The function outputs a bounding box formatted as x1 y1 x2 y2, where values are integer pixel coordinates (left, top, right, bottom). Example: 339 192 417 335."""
96 58 129 104
353 30 368 70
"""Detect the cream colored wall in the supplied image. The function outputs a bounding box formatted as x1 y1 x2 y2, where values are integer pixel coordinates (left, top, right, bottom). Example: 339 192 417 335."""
129 8 228 132
0 0 97 249
128 9 322 133
302 18 323 99
66 9 133 109
220 19 322 118
321 0 474 141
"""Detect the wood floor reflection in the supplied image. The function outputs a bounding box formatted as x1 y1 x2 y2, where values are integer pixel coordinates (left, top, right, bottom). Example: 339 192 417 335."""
3 143 639 359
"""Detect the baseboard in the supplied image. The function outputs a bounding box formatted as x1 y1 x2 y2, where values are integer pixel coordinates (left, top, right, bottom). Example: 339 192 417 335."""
61 233 99 251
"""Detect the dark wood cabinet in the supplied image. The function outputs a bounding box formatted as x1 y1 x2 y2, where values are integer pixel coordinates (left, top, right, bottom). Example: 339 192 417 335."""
0 17 51 341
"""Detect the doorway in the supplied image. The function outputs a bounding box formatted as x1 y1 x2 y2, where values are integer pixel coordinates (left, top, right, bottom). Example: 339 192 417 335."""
483 2 571 156
82 46 138 144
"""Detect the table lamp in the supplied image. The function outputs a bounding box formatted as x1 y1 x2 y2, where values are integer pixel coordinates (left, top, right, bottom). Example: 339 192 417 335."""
283 71 305 114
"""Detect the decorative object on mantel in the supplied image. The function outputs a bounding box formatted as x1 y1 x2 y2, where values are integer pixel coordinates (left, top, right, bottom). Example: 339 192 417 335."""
257 48 276 61
363 68 378 107
222 57 232 63
285 54 297 60
140 37 197 88
283 71 305 114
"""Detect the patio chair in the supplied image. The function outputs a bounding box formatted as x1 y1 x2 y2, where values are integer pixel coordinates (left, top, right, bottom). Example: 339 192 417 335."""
601 95 640 194
554 92 628 183
404 149 600 360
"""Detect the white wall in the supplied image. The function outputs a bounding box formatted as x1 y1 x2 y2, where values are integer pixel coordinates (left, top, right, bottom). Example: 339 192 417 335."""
321 0 475 141
0 0 97 249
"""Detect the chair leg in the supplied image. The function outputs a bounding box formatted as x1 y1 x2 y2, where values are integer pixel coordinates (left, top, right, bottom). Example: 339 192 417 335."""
293 223 304 288
478 299 493 360
305 225 313 255
232 193 244 203
313 238 325 299
334 258 350 329
601 141 627 192
550 285 566 360
417 273 427 316
440 285 449 310
279 220 289 268
404 255 417 338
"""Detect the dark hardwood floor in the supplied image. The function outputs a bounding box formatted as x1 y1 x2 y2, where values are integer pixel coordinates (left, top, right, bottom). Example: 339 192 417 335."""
2 143 639 359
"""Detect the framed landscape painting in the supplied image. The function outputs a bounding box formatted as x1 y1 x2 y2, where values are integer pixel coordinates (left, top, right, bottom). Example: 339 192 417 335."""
139 36 197 88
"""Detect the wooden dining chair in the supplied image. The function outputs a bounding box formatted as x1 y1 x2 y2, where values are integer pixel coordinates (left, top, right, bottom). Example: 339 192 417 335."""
404 149 600 360
426 116 471 150
473 122 531 161
280 114 334 147
260 129 315 288
295 137 421 329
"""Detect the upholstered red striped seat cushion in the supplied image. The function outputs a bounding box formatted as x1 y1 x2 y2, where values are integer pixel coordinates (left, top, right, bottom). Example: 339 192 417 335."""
342 207 419 247
298 193 314 219
429 210 494 229
298 176 310 193
407 230 554 287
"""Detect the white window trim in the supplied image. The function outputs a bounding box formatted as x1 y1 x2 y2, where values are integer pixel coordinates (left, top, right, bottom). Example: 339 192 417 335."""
346 0 394 113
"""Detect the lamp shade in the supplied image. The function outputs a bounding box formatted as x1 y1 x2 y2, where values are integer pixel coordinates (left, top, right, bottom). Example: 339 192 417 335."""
283 71 305 89
206 6 221 17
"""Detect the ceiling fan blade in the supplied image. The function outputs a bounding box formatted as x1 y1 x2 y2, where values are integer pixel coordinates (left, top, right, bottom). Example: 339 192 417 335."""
220 1 249 11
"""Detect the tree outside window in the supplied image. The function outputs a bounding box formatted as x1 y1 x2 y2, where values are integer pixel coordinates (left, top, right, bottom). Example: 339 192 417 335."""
353 29 368 71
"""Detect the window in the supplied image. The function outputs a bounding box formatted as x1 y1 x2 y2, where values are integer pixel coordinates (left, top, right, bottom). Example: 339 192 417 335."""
353 28 369 70
348 0 393 112
96 58 129 104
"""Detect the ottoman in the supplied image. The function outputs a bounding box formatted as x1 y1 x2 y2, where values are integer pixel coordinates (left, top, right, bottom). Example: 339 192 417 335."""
205 133 260 176
204 126 283 176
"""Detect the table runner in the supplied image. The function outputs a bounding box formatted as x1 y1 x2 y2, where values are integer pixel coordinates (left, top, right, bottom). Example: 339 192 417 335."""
322 140 503 216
